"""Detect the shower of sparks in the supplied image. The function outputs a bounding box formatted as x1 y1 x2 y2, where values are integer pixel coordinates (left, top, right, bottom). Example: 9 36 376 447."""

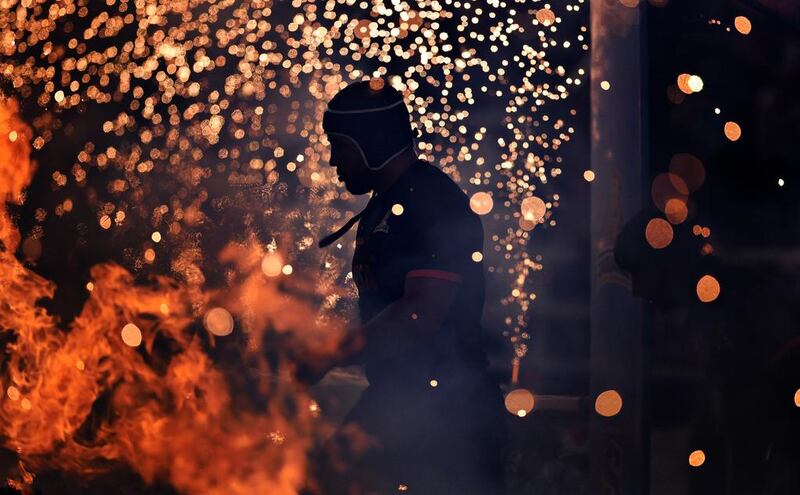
1 0 587 373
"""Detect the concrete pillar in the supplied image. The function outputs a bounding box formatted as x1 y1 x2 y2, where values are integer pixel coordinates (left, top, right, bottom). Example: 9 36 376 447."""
590 0 648 493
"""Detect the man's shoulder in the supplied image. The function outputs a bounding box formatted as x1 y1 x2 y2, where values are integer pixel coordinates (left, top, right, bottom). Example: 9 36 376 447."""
406 161 470 206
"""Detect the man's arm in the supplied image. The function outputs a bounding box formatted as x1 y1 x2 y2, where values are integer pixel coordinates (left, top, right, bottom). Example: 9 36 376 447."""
336 274 461 367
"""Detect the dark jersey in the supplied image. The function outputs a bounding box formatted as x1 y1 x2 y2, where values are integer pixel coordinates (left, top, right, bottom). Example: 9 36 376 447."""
352 159 489 383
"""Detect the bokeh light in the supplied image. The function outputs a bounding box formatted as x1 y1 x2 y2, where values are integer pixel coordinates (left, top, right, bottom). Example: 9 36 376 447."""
687 75 704 93
734 16 752 35
689 449 706 467
520 196 547 223
724 121 742 141
664 198 688 225
121 323 142 347
504 388 535 417
669 153 705 192
261 253 284 278
595 390 623 417
204 307 234 337
696 275 721 303
645 218 674 249
651 173 688 212
469 192 494 216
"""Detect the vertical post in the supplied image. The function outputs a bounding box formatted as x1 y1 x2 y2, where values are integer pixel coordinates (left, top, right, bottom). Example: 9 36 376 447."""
590 0 647 494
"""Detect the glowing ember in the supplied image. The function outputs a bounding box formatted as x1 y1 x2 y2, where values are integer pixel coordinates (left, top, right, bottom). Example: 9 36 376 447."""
204 307 235 337
645 218 674 249
689 449 706 467
696 275 721 303
595 390 623 417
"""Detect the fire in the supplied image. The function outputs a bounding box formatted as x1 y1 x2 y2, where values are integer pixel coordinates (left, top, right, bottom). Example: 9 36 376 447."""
0 96 349 493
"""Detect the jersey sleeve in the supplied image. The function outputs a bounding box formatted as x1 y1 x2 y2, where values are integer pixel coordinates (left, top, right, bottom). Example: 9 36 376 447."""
398 184 484 284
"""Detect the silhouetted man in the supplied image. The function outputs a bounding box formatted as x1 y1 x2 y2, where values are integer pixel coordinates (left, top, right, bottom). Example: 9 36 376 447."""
311 79 506 495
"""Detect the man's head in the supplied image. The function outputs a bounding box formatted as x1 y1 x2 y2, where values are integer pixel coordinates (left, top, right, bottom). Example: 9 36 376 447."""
323 78 414 195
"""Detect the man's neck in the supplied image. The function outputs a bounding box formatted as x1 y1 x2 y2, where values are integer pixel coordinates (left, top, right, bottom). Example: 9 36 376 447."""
373 147 418 195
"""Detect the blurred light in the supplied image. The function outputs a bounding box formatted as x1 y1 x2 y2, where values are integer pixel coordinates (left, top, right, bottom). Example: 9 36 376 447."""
651 173 688 211
677 73 693 94
669 153 705 192
600 80 611 91
521 196 547 223
734 16 752 35
619 0 640 7
724 121 742 141
429 379 438 388
687 75 704 93
204 307 234 336
86 282 94 292
595 390 623 417
665 198 689 224
794 388 800 407
6 386 20 401
121 323 142 347
472 251 483 262
689 449 706 467
714 107 721 115
696 275 720 303
469 192 493 215
282 264 293 275
504 388 535 417
778 178 785 187
391 203 404 216
151 231 162 243
369 77 385 91
583 170 595 182
645 218 674 249
536 8 556 26
261 252 284 277
22 237 42 261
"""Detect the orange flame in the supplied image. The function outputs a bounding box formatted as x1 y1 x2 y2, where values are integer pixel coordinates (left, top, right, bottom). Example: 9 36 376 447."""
0 96 350 494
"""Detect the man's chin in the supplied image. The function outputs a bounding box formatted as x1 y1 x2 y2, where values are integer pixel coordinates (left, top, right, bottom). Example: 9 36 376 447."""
344 182 371 195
